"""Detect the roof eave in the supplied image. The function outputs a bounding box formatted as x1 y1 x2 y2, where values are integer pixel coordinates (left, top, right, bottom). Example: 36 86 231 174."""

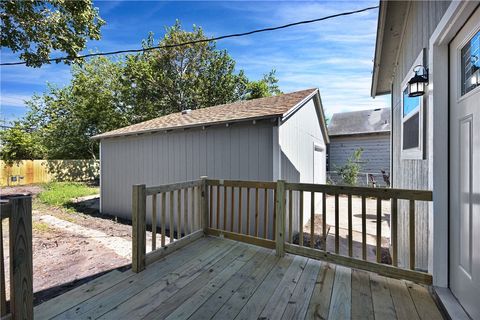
91 114 282 141
371 0 387 98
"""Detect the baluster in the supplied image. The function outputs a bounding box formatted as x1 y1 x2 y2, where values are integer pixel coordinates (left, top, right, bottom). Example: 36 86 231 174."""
161 192 166 247
190 187 195 232
288 189 293 243
169 191 174 243
223 186 227 230
322 192 326 251
209 186 213 231
264 188 268 238
299 190 304 246
376 198 382 263
177 189 182 239
254 188 259 237
184 188 188 235
216 186 221 229
311 191 315 248
238 187 243 233
273 189 277 238
391 198 398 266
246 188 251 235
361 196 366 260
152 194 157 251
348 194 352 257
230 187 235 232
335 194 339 254
409 199 415 270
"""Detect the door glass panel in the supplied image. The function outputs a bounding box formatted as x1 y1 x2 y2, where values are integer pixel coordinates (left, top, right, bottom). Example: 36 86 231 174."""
461 30 480 96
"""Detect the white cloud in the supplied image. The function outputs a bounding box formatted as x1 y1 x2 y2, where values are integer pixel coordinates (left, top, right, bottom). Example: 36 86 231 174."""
0 94 30 108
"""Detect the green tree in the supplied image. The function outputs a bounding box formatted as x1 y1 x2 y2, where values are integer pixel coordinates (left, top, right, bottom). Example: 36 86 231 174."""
336 148 364 186
0 123 44 163
5 21 282 160
245 70 283 100
1 0 104 67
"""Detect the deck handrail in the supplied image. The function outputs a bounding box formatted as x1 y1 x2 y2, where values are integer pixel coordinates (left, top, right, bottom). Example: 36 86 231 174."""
1 196 33 320
131 179 205 272
132 178 433 284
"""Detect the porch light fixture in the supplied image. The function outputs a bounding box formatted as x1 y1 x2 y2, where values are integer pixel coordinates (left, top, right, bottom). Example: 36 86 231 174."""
408 65 429 97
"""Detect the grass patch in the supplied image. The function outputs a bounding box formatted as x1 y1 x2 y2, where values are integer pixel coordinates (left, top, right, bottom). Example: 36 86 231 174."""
38 182 99 207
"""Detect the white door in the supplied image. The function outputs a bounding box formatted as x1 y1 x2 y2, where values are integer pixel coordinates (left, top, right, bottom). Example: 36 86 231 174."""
449 7 480 319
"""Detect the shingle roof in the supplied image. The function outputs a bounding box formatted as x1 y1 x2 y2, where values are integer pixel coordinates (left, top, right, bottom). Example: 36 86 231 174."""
93 88 318 139
328 107 390 136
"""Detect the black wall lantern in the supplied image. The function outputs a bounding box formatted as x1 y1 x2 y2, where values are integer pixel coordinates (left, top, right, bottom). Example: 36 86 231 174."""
408 65 429 97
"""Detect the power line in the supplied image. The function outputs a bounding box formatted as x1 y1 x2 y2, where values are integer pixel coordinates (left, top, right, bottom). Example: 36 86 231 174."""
0 6 378 67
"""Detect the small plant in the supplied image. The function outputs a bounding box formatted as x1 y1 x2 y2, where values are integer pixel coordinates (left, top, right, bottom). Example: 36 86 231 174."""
336 148 364 186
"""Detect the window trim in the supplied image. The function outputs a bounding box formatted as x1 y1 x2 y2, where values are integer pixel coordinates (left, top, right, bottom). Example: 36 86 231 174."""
401 50 425 160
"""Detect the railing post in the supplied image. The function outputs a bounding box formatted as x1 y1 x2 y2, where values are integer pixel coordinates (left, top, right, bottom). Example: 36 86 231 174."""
132 184 146 273
200 176 209 235
275 180 285 257
9 196 33 320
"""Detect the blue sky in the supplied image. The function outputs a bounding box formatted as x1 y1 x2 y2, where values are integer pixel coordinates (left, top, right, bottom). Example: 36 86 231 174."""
0 0 389 123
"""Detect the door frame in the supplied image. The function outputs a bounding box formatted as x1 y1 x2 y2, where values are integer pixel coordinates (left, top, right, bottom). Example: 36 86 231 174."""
428 1 479 287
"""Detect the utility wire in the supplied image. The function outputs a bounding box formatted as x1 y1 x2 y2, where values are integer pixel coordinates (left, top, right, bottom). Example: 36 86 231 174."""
0 6 378 66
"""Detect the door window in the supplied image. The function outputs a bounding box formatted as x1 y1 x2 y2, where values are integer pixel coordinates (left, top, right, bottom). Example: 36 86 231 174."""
461 30 480 96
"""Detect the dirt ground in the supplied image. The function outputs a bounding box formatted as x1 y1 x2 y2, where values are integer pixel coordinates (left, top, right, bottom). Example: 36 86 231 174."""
1 185 142 306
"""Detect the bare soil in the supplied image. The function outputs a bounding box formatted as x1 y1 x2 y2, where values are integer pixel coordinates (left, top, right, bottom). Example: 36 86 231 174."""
1 185 133 306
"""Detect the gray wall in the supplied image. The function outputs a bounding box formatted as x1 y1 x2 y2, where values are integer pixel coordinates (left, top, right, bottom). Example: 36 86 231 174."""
390 1 450 270
100 121 274 224
279 98 327 226
328 133 390 185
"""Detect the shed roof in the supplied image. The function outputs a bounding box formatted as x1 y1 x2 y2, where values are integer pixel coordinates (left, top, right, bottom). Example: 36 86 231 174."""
93 88 320 139
328 107 390 136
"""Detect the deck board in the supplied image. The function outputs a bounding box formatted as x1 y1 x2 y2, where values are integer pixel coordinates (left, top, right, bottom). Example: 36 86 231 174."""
34 236 445 320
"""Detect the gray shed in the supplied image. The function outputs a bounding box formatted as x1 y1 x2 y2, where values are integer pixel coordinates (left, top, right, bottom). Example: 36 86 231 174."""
327 107 390 186
93 88 329 225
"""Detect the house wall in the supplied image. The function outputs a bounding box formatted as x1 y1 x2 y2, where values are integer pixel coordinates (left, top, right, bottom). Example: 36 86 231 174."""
328 133 390 186
100 121 274 230
390 0 450 270
279 98 327 226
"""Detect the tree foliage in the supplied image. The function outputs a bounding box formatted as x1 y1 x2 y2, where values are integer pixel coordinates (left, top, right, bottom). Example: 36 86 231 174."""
0 0 104 67
0 123 44 163
1 22 282 160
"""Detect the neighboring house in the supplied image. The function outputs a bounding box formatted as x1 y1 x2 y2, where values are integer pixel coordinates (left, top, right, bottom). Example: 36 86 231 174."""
327 108 390 186
372 1 479 318
93 88 329 235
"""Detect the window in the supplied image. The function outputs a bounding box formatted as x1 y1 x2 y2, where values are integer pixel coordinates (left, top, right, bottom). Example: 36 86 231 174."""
401 51 425 159
461 30 480 96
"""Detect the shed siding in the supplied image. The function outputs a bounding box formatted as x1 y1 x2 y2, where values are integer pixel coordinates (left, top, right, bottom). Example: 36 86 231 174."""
328 134 390 185
390 1 450 270
100 122 274 223
279 99 327 224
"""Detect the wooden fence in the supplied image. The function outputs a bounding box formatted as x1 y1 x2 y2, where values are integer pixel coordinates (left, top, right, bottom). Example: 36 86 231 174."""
1 160 99 186
132 178 433 284
1 196 33 320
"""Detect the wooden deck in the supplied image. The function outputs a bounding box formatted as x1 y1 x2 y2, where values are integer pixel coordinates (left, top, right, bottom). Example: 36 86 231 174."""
34 237 444 320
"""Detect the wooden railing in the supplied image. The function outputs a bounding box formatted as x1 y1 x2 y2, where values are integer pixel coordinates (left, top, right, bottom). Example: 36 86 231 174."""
205 179 277 250
131 178 433 284
131 179 205 272
280 181 433 284
1 196 33 320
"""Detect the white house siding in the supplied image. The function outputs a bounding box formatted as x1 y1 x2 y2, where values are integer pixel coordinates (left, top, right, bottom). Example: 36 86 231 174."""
390 1 450 270
279 99 327 227
100 122 274 233
328 133 390 185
